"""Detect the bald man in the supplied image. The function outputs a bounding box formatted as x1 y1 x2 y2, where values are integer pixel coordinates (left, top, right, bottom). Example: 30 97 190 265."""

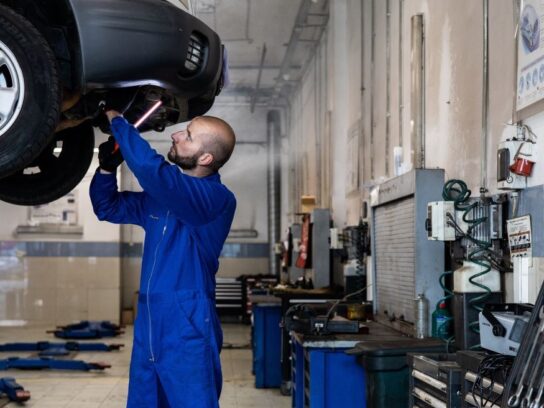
90 111 236 408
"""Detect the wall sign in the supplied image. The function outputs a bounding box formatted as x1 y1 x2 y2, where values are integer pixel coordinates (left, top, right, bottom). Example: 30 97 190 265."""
30 191 78 226
517 0 544 110
507 215 532 258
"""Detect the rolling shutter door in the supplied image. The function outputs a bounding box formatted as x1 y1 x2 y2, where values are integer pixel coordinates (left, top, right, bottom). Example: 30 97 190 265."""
374 196 416 323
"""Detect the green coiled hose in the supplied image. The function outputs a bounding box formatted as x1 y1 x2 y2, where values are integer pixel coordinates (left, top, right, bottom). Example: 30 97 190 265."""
436 270 455 352
442 179 492 350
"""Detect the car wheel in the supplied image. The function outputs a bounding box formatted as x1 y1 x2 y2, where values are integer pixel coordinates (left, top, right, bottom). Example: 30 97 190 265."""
0 121 95 206
0 4 61 178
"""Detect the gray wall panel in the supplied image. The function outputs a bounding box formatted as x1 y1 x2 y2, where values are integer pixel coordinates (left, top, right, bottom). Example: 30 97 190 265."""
519 186 544 257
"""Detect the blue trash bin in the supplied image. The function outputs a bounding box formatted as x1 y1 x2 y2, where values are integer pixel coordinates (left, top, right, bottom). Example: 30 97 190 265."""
292 335 366 408
252 305 282 388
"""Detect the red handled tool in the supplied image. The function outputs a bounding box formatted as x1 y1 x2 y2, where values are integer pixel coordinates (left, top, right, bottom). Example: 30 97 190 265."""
112 100 163 153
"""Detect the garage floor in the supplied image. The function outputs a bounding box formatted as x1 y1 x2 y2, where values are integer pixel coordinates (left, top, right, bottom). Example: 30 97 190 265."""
0 323 290 407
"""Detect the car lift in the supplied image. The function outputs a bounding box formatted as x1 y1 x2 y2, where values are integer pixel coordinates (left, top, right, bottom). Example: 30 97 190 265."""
0 378 30 404
48 320 124 339
0 357 110 371
0 341 123 357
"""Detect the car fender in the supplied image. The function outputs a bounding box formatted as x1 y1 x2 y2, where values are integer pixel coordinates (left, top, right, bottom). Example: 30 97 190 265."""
67 0 222 96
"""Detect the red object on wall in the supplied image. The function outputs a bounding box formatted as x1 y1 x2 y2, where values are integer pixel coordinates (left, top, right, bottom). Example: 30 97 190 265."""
509 157 535 177
295 214 311 269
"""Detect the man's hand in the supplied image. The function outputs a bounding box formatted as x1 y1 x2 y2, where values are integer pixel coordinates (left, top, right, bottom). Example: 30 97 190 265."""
92 110 122 135
106 110 122 123
98 136 124 173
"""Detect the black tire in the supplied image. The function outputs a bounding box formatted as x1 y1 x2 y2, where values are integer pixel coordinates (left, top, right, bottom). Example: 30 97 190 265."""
0 121 95 206
0 4 61 178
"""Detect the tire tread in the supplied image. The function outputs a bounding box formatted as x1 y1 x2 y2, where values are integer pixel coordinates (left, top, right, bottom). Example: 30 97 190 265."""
0 3 61 177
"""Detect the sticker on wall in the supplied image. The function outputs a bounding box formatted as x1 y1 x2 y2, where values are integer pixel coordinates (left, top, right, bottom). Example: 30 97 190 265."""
30 191 79 226
507 215 532 258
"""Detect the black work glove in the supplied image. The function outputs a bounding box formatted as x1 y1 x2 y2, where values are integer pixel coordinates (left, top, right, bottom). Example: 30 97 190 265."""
98 136 124 173
93 112 112 134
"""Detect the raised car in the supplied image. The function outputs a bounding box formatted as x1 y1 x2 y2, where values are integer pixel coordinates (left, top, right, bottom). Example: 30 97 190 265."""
0 0 225 205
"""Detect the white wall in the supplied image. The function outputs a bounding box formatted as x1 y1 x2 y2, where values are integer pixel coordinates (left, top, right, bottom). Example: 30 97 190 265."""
0 130 121 325
0 130 118 243
285 0 544 301
286 0 523 224
285 0 361 231
210 104 270 243
121 102 271 245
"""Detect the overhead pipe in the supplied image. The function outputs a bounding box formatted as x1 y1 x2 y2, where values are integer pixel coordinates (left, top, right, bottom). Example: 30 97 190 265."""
512 0 521 121
481 0 490 193
277 0 313 85
370 0 376 179
399 0 404 148
267 110 282 277
273 0 328 101
314 49 322 204
386 0 391 176
410 14 425 168
360 0 365 183
250 43 267 113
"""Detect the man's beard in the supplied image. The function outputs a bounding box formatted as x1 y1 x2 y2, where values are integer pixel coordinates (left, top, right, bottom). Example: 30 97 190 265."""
167 148 202 170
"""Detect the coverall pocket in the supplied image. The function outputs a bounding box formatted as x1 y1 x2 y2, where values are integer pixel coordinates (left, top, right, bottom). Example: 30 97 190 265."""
175 293 211 341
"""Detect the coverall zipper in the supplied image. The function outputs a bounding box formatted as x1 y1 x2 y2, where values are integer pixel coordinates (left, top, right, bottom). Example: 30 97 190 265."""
146 211 169 361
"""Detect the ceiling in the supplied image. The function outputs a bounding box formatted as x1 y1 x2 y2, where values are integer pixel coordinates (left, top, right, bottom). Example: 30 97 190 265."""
191 0 330 107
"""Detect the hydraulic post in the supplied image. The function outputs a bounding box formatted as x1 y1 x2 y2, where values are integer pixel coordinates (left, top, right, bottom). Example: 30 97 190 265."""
48 321 124 339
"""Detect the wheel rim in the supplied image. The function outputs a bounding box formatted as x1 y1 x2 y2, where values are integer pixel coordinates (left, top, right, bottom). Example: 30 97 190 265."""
0 39 25 138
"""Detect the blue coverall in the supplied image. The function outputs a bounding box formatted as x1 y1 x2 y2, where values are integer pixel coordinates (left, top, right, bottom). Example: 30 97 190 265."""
90 117 236 407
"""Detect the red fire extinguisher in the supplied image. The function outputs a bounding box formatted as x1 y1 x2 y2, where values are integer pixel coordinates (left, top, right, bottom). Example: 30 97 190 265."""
295 214 311 269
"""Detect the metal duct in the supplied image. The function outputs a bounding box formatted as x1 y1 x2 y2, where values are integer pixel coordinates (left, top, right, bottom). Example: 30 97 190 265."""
267 110 282 276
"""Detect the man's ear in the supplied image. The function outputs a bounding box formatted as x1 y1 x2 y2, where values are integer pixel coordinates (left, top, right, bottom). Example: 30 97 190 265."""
198 152 214 166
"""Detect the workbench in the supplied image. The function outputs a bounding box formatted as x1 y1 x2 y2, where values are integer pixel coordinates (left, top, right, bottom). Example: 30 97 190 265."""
272 287 344 395
290 321 407 408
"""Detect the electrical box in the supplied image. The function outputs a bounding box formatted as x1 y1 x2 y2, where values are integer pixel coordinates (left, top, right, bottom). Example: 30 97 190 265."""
479 310 530 356
497 140 527 190
426 201 456 241
329 228 342 249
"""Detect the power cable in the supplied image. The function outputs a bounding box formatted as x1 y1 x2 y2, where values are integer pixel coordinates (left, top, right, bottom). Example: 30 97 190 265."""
471 354 514 407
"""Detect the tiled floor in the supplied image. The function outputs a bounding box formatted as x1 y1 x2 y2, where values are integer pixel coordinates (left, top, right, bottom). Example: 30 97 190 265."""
0 323 290 407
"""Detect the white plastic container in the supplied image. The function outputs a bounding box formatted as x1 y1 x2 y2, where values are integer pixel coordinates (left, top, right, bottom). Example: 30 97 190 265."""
453 261 501 293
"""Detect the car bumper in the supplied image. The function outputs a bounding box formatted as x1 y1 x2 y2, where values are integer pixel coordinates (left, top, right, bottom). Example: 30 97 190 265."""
68 0 223 98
